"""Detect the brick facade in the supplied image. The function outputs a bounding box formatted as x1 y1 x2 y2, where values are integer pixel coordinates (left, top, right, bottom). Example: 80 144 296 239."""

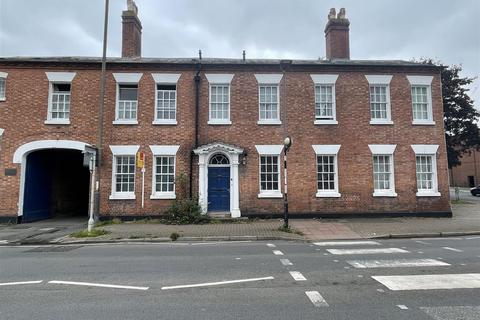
0 5 452 223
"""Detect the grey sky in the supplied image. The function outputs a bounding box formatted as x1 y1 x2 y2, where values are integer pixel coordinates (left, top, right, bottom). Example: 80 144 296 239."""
0 0 479 104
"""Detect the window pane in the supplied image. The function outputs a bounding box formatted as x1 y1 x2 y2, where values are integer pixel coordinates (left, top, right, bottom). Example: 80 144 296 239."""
260 155 279 191
317 155 336 191
154 156 175 194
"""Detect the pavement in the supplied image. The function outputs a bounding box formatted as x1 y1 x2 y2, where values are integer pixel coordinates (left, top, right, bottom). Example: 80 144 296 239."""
1 238 479 319
0 188 479 245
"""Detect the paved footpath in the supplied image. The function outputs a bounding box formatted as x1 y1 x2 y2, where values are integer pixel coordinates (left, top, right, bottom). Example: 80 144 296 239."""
1 191 479 244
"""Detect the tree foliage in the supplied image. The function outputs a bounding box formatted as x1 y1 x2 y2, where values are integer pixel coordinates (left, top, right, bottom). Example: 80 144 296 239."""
421 59 480 168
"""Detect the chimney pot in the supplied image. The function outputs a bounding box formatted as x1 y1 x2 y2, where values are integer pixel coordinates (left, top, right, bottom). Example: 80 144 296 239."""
324 7 350 60
122 0 142 58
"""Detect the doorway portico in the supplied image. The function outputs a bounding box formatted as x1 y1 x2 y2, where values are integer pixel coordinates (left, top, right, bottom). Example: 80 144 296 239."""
194 143 243 217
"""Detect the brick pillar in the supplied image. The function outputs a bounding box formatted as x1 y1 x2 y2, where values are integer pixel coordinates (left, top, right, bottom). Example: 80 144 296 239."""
122 0 142 58
324 8 350 60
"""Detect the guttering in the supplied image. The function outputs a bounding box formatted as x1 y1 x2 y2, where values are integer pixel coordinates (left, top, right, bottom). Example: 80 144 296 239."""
189 62 202 197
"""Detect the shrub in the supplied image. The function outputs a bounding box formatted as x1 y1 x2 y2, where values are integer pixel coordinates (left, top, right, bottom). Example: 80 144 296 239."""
170 232 180 241
164 198 210 224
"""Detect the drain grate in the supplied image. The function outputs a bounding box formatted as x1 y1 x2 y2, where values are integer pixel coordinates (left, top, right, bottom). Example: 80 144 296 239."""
24 245 83 253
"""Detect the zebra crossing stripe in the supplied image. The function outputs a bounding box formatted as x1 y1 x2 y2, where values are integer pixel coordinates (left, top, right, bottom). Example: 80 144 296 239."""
347 258 450 269
326 248 409 255
289 271 307 281
313 241 380 246
372 273 480 291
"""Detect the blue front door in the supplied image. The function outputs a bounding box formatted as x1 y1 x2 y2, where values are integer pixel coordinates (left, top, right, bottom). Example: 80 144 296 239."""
208 167 230 211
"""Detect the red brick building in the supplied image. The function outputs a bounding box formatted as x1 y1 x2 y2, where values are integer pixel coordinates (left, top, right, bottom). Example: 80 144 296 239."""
0 4 451 223
450 148 480 187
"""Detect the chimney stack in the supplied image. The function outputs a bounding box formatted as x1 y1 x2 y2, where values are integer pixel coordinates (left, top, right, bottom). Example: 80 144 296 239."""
122 0 142 58
324 8 350 60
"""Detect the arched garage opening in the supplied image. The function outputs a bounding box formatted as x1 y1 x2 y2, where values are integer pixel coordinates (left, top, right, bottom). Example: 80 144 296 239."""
13 140 93 223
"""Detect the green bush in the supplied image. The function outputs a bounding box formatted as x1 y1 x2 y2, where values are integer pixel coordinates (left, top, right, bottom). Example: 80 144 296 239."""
164 198 210 224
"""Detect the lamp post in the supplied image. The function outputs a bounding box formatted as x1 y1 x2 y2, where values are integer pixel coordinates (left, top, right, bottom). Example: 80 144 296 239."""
283 136 292 228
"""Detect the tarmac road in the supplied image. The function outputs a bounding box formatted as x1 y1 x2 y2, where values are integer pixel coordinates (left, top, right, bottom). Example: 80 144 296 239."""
1 237 479 319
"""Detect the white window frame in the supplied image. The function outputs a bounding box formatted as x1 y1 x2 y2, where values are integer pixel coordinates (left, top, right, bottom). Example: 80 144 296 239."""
0 71 8 101
368 144 397 197
311 74 339 125
255 74 283 125
44 72 76 125
365 75 393 125
255 145 283 198
152 73 181 125
113 73 142 125
149 145 180 199
407 75 435 125
411 144 440 196
205 74 234 125
109 145 140 200
312 145 341 197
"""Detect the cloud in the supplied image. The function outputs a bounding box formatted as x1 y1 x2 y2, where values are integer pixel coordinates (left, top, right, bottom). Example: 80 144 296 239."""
0 0 478 104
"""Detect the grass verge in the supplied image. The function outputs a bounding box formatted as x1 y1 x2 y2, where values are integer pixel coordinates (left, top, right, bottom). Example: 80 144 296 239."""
70 229 110 238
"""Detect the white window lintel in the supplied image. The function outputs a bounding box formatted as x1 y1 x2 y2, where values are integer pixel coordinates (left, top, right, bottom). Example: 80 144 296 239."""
109 145 140 155
310 74 338 84
255 145 284 155
255 74 283 84
46 72 76 83
368 144 396 154
0 72 8 78
411 144 439 154
312 145 341 155
113 73 143 84
205 74 234 84
365 75 393 85
407 75 433 86
151 73 181 84
149 145 180 156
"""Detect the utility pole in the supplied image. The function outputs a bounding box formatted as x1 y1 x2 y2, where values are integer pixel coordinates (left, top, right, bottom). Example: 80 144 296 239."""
95 0 109 219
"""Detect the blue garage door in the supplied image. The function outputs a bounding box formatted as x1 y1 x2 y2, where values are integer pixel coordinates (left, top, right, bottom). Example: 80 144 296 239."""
23 151 52 222
208 167 230 212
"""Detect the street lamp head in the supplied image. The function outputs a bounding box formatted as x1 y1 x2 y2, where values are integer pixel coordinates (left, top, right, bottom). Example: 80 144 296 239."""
284 136 292 149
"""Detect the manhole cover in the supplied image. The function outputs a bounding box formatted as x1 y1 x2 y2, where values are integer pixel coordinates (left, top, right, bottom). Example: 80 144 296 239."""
25 245 83 253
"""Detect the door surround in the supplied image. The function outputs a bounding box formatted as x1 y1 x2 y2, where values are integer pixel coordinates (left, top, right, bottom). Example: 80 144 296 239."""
194 142 243 217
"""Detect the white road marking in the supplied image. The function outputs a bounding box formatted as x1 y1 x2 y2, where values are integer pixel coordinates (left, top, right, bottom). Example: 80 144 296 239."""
273 250 284 255
323 253 329 256
421 237 463 240
466 236 480 240
442 247 463 252
333 260 339 262
347 258 450 269
0 280 43 286
418 251 424 254
235 258 241 260
377 288 385 292
415 240 430 245
267 243 276 248
191 241 252 246
289 271 307 281
372 273 480 291
397 305 408 310
0 240 9 244
357 275 364 278
48 280 149 291
305 291 329 307
161 276 274 290
314 241 380 246
280 259 293 266
327 248 409 255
